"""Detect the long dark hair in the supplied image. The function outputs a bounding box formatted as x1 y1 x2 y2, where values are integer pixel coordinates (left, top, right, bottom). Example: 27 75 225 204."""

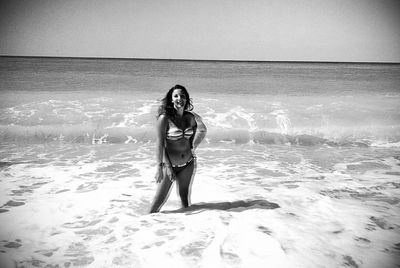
158 85 194 117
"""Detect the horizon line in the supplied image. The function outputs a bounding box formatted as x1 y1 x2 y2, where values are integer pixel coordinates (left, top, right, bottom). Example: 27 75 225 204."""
1 55 399 65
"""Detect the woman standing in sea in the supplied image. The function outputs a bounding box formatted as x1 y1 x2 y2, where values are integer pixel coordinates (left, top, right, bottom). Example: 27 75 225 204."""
149 85 207 213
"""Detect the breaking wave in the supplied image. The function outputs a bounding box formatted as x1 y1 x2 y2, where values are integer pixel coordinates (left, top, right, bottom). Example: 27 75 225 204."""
1 124 399 147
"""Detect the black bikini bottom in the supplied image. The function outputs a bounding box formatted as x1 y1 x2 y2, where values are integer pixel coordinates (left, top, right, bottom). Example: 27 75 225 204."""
171 157 194 172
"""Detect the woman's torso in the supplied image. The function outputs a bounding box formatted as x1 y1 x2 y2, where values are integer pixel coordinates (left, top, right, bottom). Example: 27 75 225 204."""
165 112 196 166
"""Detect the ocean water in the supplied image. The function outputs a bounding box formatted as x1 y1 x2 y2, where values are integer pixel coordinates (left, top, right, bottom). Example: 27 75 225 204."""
0 57 400 267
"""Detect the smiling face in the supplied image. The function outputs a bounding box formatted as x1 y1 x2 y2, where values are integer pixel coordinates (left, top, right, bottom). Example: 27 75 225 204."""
171 88 187 110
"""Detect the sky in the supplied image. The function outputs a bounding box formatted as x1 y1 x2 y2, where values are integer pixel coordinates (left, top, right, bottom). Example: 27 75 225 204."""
0 0 399 62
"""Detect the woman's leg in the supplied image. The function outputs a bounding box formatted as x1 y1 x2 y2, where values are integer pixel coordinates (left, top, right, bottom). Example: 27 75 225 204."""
149 177 173 213
175 160 195 208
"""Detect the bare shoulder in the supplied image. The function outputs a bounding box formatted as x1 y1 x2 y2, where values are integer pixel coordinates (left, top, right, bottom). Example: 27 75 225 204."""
158 113 169 121
189 111 203 120
184 111 196 124
184 111 195 118
157 114 169 127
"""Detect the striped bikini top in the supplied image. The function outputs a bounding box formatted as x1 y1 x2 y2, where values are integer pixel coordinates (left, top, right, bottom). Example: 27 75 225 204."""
166 119 194 141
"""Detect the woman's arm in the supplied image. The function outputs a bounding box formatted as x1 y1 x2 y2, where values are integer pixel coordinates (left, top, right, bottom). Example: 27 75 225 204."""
155 114 167 165
154 114 175 182
191 112 207 150
155 114 169 182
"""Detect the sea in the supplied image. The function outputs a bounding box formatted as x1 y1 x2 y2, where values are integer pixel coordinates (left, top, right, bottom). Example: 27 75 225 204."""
0 57 399 267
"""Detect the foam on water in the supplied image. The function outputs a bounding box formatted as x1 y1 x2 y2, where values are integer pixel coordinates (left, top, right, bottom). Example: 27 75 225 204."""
1 143 399 267
1 93 400 147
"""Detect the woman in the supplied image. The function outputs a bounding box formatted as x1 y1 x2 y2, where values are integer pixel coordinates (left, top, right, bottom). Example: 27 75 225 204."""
149 85 207 213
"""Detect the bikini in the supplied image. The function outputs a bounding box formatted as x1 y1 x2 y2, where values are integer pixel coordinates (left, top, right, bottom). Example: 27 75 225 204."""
166 118 195 168
166 118 194 141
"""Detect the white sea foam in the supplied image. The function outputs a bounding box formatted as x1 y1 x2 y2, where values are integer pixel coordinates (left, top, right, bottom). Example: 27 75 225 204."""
371 141 400 148
270 109 292 135
2 143 399 267
2 90 399 146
